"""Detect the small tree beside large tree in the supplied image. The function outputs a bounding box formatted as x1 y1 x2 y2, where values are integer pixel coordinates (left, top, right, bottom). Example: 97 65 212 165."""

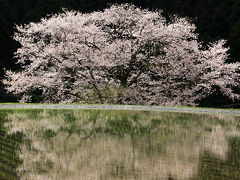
3 4 240 105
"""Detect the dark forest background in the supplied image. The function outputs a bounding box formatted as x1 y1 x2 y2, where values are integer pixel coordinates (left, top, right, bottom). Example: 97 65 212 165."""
0 0 240 107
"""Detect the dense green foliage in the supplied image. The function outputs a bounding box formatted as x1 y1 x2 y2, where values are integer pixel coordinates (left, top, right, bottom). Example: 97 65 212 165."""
1 0 240 106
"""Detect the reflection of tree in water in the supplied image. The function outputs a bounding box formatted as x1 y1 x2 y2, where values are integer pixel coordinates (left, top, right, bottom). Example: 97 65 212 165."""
3 110 240 180
194 137 240 180
0 110 23 180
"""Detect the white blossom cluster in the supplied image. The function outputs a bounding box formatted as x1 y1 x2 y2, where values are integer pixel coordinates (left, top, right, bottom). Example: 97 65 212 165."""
3 4 240 105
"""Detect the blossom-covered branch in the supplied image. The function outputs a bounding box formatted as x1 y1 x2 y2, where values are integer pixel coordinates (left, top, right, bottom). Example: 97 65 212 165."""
3 4 240 105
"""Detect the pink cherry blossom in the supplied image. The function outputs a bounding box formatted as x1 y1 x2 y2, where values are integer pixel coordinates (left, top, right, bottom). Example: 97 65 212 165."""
3 4 240 105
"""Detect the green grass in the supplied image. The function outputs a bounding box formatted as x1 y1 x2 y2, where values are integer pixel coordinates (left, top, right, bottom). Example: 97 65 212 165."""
1 102 240 110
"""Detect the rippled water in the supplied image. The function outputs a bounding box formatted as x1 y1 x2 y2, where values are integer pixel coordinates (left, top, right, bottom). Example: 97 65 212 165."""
1 109 240 179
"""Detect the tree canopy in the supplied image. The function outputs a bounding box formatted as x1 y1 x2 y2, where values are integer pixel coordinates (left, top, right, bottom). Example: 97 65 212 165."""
3 4 240 106
1 0 240 106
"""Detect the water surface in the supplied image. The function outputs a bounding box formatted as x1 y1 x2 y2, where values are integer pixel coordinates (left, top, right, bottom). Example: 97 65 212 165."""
1 109 240 179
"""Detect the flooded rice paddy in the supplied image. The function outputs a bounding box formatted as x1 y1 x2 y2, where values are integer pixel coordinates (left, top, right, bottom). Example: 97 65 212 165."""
0 109 240 179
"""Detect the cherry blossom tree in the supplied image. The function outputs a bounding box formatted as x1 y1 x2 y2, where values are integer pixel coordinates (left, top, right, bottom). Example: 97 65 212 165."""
3 4 240 105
